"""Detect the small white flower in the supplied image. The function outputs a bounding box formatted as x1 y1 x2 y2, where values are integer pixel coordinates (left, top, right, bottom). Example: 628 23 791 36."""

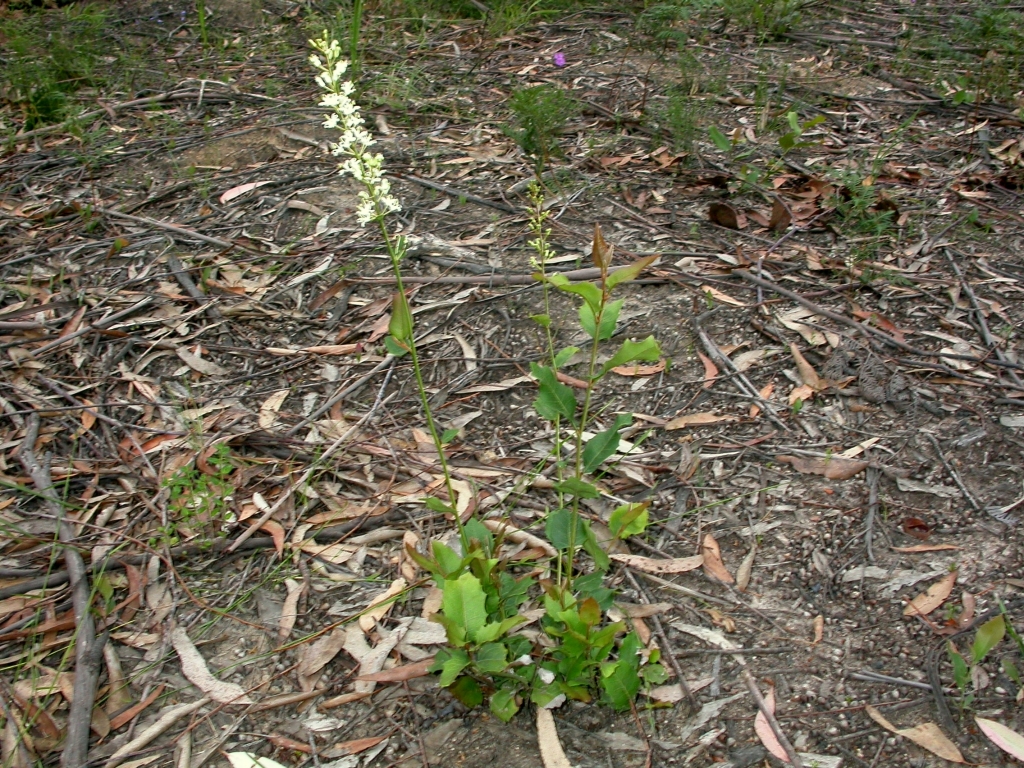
309 34 401 226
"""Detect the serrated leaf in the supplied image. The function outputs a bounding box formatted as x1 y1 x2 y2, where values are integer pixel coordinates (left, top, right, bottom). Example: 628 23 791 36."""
474 642 508 673
581 413 632 473
490 688 519 722
449 675 483 707
554 346 579 368
599 336 661 377
438 649 471 687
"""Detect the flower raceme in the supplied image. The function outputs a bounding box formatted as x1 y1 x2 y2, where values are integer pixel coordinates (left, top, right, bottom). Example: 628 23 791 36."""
309 35 401 225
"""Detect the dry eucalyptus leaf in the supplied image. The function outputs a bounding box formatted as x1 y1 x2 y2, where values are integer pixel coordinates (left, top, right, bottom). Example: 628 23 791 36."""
359 577 407 633
866 705 964 763
776 454 868 481
701 533 734 584
610 553 704 574
903 570 957 617
170 628 252 705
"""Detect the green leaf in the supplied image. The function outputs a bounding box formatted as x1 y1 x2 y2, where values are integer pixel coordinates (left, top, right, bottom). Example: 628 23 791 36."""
554 346 580 368
531 363 576 422
581 519 610 572
578 597 601 627
405 543 443 582
464 517 494 553
787 111 800 134
384 335 409 357
600 632 642 711
431 541 463 577
449 675 483 708
531 313 551 328
530 680 565 708
553 477 600 499
490 689 519 722
642 663 668 685
425 496 456 515
582 413 632 474
972 615 1005 664
389 292 413 343
438 649 471 687
778 132 796 150
608 501 649 539
550 276 602 313
948 642 970 691
441 428 459 444
442 573 487 641
546 508 582 551
579 298 621 341
474 642 508 673
599 336 661 377
709 125 731 152
605 255 659 291
1004 658 1021 686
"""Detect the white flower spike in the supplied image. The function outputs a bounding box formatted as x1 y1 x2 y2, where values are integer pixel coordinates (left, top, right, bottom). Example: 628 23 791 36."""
309 34 401 226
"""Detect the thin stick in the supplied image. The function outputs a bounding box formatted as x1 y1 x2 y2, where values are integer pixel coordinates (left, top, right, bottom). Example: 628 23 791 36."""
18 415 104 768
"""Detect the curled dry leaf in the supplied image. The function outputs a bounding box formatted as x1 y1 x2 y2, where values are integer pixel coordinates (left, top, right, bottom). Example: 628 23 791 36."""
170 628 252 705
866 705 964 763
356 657 435 683
610 553 703 574
735 544 757 591
482 519 558 558
891 544 959 553
701 533 734 584
903 570 957 617
610 359 667 377
296 627 348 691
812 615 824 644
709 202 746 230
258 390 289 430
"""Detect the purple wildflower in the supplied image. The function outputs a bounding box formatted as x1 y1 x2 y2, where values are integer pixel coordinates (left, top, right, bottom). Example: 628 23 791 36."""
553 52 566 68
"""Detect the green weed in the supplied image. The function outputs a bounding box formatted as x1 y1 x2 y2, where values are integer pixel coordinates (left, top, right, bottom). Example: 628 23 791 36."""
160 443 236 548
504 84 581 175
0 4 111 128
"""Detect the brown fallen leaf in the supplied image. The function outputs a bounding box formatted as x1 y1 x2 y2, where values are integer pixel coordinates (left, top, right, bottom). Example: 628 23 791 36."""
891 544 960 553
790 343 824 390
333 736 388 756
901 517 932 540
709 202 746 229
788 383 815 406
812 614 824 644
776 454 868 481
694 351 718 389
609 553 704 574
768 197 792 231
866 705 964 763
701 533 734 584
754 687 788 763
903 570 957 617
611 360 667 377
665 412 738 430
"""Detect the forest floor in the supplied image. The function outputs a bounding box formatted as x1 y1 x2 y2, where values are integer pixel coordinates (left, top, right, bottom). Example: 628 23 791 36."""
2 0 1024 766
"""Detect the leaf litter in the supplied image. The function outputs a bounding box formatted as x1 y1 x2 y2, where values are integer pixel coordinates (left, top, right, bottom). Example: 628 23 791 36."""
2 0 1024 766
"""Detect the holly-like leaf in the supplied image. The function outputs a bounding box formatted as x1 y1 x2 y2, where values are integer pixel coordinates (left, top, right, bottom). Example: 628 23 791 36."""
474 642 508 674
490 689 519 722
437 648 471 687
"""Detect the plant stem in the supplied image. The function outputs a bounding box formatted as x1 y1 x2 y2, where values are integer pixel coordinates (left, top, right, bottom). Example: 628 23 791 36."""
349 0 364 80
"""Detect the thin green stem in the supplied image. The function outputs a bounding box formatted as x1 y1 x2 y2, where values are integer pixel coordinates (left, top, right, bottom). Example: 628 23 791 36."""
349 0 364 80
